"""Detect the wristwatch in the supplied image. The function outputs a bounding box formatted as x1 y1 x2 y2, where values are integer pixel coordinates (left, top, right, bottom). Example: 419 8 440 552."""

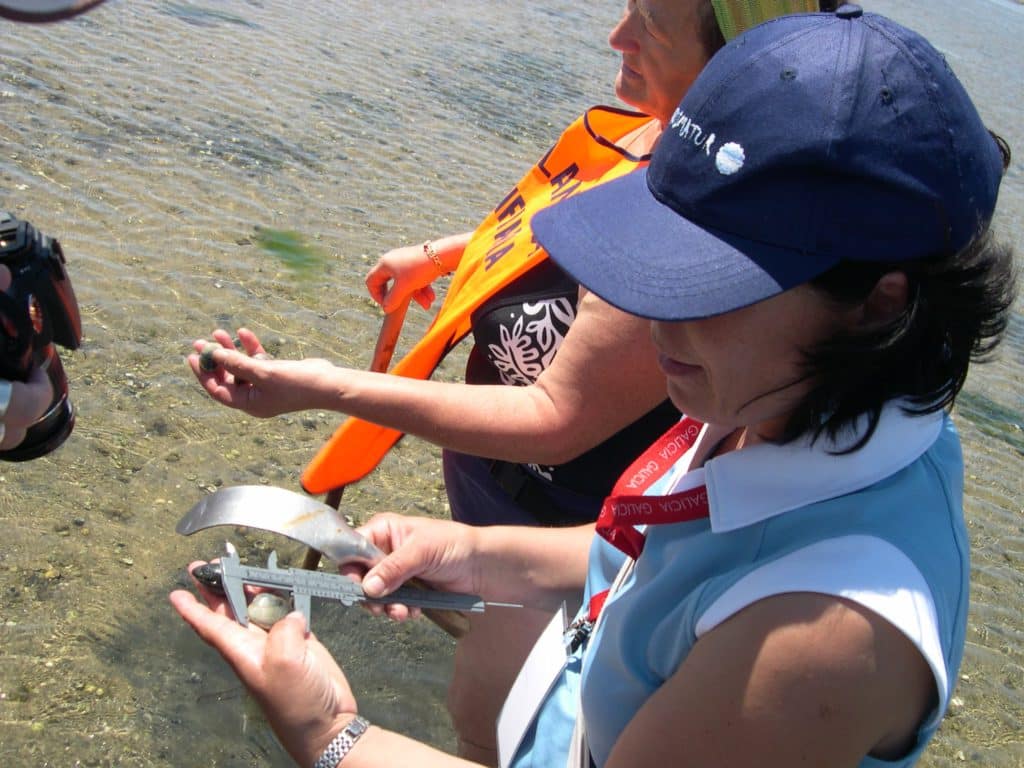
312 715 370 768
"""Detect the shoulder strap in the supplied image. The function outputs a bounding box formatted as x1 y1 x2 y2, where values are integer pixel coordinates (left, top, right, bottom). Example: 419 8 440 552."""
565 556 636 768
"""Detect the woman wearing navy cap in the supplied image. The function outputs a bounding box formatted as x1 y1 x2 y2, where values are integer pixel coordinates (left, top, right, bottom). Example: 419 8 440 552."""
187 2 822 760
172 9 1016 768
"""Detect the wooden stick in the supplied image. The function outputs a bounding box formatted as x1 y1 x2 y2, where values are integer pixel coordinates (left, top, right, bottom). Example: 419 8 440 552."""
370 299 411 375
302 298 410 573
300 299 472 638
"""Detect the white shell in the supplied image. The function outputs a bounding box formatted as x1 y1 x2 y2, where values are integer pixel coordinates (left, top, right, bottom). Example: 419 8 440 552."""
247 592 291 629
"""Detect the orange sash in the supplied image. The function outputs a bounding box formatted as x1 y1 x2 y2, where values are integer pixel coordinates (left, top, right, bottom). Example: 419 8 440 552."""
302 107 654 494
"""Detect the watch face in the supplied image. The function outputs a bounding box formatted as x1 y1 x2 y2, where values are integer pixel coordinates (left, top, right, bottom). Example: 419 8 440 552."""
0 0 106 22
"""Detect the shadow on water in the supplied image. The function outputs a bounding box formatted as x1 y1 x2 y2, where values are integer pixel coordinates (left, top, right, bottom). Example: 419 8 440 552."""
424 47 590 145
160 3 261 30
957 392 1024 457
957 309 1024 457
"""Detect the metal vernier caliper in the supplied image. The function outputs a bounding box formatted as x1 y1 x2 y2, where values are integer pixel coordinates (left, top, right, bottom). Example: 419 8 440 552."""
193 543 510 631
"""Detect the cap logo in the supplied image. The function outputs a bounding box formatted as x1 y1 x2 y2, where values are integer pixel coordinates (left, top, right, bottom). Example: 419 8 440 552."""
715 142 745 175
669 108 716 157
669 108 744 175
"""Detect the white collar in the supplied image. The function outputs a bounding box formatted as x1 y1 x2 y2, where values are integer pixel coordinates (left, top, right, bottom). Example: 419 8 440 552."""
663 402 945 534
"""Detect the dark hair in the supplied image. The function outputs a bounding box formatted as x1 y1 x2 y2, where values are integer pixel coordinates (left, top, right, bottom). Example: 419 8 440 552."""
782 221 1017 451
783 132 1016 449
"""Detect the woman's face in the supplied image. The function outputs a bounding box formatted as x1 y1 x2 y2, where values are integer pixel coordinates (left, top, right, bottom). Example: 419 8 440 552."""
608 0 713 124
650 285 851 440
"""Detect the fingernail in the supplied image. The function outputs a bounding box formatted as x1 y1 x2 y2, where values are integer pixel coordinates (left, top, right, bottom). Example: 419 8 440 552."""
363 575 385 597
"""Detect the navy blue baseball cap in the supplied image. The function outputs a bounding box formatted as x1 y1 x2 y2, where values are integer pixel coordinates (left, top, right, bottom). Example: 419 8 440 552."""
532 5 1005 321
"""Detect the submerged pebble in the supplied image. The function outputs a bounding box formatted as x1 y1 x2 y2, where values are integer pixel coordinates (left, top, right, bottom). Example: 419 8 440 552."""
247 592 291 629
198 342 221 372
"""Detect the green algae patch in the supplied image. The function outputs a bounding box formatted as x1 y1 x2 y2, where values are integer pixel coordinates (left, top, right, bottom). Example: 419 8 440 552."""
253 227 329 278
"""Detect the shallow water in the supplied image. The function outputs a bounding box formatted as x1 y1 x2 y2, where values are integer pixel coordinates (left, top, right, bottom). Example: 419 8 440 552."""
0 1 1021 765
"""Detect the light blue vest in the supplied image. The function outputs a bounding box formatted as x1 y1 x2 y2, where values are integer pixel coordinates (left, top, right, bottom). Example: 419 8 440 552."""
511 414 968 768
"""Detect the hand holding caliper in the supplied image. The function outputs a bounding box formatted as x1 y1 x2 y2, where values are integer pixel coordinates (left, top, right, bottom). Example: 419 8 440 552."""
193 543 519 631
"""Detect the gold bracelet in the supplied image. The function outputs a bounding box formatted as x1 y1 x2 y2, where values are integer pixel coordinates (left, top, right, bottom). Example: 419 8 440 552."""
422 240 447 275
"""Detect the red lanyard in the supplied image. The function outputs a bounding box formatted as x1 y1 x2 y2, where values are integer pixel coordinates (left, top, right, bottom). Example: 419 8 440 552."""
595 417 709 560
585 417 712 626
584 417 710 627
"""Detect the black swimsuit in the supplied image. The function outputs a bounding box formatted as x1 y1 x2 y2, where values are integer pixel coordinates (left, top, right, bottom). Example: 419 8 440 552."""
457 259 679 523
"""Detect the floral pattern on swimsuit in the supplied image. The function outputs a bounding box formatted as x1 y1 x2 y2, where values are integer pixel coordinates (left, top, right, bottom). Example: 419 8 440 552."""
486 296 576 386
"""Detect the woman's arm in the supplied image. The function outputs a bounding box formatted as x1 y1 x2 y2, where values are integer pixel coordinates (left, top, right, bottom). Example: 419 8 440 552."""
192 291 668 465
605 592 936 768
170 517 594 767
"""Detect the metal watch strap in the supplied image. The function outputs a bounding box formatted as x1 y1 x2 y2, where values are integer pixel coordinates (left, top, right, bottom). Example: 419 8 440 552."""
313 715 370 768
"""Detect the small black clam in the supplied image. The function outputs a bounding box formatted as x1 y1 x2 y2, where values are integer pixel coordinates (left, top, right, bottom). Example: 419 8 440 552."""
198 342 221 372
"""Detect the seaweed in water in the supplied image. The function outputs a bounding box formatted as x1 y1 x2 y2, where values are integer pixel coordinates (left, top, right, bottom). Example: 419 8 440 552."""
253 226 328 278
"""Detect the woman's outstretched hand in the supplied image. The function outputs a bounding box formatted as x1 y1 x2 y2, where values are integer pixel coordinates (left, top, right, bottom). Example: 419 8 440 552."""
170 564 359 767
187 327 336 418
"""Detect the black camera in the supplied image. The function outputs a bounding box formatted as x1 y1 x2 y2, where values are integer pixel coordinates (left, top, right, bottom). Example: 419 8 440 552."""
0 211 82 461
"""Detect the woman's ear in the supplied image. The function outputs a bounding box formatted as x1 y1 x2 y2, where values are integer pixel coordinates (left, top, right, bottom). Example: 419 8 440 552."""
859 271 909 328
